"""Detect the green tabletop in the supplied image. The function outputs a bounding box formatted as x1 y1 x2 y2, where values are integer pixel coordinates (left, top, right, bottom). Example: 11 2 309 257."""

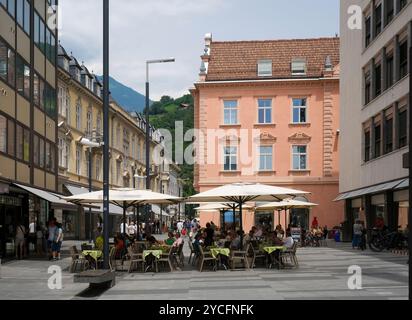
210 248 231 259
82 250 103 262
260 246 286 255
150 245 171 253
143 250 163 260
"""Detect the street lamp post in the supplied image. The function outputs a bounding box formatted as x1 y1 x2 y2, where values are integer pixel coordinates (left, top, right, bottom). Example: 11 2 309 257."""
102 0 110 270
79 137 102 243
145 58 175 223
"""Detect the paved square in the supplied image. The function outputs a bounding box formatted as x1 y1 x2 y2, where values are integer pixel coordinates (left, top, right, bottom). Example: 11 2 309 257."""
0 241 408 300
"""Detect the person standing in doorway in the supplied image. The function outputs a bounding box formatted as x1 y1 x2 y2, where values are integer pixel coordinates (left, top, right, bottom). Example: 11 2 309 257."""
47 218 57 260
52 223 64 261
28 218 36 255
15 221 26 260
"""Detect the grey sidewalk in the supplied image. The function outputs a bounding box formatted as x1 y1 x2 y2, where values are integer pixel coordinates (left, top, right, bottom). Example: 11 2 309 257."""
0 240 408 300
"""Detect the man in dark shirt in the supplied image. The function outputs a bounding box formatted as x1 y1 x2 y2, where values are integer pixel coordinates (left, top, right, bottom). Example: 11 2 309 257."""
204 223 214 247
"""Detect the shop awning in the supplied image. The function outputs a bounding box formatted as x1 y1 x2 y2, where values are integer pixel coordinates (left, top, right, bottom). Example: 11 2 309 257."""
64 184 124 216
394 178 409 190
334 178 407 202
13 183 77 210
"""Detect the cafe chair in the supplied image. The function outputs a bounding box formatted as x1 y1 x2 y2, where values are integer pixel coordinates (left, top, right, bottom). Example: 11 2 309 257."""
280 242 299 268
156 246 175 272
69 246 89 273
229 244 250 270
127 246 145 273
198 245 216 272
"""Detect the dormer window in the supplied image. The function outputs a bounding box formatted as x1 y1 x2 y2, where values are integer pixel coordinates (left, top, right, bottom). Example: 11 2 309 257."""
258 60 272 77
291 59 307 76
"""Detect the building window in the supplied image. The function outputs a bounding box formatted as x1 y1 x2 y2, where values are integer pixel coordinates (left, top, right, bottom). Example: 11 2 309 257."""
374 63 382 97
365 15 371 47
86 108 92 136
96 112 102 135
291 59 306 75
116 125 121 146
386 54 394 88
292 98 307 123
116 161 121 185
16 0 30 35
76 100 82 130
7 118 14 156
39 138 44 168
76 146 82 175
259 146 273 171
374 123 382 158
224 146 237 171
223 100 238 125
33 135 39 166
58 138 69 169
96 156 101 181
0 115 6 153
257 60 272 77
374 3 382 37
384 117 393 154
258 99 272 124
385 0 394 25
16 55 30 100
398 108 407 148
1 0 15 18
364 130 371 162
123 129 130 157
399 40 408 79
364 71 371 104
16 124 29 162
292 145 307 170
45 141 55 173
0 39 15 88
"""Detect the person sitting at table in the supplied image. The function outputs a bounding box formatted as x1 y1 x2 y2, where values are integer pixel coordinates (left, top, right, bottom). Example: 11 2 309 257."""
204 223 215 247
270 232 284 246
216 232 227 248
230 230 243 250
254 226 263 238
243 229 255 247
95 234 104 251
275 225 285 238
145 232 161 246
164 232 176 246
283 230 294 249
172 232 183 248
114 233 126 259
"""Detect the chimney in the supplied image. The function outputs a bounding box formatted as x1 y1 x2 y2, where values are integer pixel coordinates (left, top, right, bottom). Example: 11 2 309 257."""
324 55 333 77
199 33 212 82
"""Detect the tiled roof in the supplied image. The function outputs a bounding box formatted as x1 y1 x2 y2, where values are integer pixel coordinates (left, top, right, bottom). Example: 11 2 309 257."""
206 37 340 81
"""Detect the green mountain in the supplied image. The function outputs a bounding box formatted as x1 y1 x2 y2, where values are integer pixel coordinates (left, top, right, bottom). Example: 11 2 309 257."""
148 94 196 211
97 76 152 112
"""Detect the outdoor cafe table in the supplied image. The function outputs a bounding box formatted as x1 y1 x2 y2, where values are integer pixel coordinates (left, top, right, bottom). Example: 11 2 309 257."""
82 250 103 269
209 247 230 270
259 245 286 269
143 246 170 272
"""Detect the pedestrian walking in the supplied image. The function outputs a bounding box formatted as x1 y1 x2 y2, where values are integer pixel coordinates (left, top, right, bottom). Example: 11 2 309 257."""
352 220 363 249
52 223 64 261
15 221 26 260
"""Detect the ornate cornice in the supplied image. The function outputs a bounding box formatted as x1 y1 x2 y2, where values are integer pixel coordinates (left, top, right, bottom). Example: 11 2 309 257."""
288 133 312 144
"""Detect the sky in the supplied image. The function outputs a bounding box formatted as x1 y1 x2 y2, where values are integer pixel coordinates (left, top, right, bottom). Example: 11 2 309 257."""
59 0 340 101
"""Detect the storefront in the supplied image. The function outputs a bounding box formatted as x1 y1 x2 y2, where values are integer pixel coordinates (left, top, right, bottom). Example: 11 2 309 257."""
337 178 409 240
254 211 274 232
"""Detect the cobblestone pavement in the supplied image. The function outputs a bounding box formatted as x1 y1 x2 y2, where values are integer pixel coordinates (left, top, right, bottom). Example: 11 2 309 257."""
0 239 408 300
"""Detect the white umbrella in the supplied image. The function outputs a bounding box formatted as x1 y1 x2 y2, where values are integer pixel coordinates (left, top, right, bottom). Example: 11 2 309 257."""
256 199 318 211
257 199 318 226
188 183 310 247
64 188 181 235
194 203 254 211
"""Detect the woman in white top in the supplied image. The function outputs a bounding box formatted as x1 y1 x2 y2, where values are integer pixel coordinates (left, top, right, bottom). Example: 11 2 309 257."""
283 231 295 249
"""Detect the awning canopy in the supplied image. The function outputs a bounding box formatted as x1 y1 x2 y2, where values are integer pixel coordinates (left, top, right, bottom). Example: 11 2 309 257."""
334 178 408 202
64 184 124 216
13 183 77 210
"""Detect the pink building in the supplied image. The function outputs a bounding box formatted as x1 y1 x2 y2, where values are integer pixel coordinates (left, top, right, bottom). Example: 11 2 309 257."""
191 35 344 232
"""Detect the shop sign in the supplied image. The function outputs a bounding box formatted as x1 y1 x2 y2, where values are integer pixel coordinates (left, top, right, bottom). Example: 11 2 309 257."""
291 227 302 242
0 195 22 206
